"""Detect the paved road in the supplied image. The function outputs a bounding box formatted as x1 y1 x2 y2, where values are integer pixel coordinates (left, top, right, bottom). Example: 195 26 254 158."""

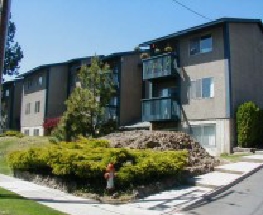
184 167 263 215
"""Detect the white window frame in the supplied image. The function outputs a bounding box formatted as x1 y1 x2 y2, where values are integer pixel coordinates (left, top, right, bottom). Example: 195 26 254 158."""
24 129 29 136
191 124 216 148
33 129 39 136
25 103 30 115
189 34 212 56
191 77 214 99
34 101 40 113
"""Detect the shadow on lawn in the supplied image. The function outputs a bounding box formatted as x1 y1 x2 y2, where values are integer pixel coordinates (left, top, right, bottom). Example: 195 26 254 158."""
0 193 100 204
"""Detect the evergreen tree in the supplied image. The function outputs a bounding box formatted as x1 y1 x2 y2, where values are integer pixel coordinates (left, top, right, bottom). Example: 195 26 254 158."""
4 19 23 75
53 56 115 140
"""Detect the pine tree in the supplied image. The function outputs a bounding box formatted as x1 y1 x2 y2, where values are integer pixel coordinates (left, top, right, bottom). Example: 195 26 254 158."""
53 56 115 140
4 20 23 75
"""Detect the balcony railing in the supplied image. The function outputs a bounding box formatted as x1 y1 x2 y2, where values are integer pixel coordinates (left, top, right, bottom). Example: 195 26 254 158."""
142 53 179 80
142 97 180 121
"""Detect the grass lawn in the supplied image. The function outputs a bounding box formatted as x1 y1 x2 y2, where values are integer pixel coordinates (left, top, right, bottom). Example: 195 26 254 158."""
0 136 49 175
220 152 253 162
0 136 66 215
0 187 66 215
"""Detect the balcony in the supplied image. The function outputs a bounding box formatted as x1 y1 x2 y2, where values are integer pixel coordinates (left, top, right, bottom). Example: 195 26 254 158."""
142 98 180 122
142 53 179 80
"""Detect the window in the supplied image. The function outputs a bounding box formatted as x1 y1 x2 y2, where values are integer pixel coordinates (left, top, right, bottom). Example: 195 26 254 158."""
191 78 214 99
33 129 39 136
5 89 9 97
190 35 212 55
25 103 30 115
28 79 33 89
34 101 40 113
24 129 29 136
110 97 118 106
38 76 43 86
113 73 119 87
191 125 216 148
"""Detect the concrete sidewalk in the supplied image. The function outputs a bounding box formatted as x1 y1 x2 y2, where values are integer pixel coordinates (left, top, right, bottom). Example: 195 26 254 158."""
0 154 263 215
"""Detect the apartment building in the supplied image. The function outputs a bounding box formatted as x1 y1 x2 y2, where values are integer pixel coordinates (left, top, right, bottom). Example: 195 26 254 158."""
20 62 68 136
1 79 22 131
140 18 263 156
20 51 142 136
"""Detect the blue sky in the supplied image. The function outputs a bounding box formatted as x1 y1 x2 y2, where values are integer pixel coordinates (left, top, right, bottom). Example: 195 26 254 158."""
7 0 263 79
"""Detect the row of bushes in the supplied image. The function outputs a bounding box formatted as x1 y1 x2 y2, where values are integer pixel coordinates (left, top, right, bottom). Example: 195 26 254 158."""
0 130 25 138
8 138 188 189
236 101 263 148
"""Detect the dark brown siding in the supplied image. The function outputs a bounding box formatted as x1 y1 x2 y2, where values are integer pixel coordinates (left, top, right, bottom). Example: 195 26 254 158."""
229 22 263 111
119 54 142 126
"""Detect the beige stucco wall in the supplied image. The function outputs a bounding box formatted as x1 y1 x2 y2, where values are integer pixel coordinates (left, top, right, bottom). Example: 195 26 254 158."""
180 59 227 120
21 70 47 128
179 25 228 120
181 118 232 157
229 22 263 111
20 89 46 128
179 25 225 67
119 54 142 126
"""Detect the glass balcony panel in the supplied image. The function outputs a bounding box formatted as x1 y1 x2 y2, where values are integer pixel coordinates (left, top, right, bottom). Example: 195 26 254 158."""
163 55 172 75
142 98 180 121
153 58 158 76
143 54 177 80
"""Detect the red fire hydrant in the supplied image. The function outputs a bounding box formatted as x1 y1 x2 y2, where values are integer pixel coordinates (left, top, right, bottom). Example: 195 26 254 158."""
104 162 115 192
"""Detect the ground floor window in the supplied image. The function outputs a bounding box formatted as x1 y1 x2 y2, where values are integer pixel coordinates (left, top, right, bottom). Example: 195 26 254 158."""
33 129 39 136
191 124 216 147
24 129 29 136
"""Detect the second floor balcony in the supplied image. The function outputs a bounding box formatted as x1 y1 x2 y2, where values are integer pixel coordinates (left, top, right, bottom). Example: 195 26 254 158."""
142 53 179 80
142 97 180 122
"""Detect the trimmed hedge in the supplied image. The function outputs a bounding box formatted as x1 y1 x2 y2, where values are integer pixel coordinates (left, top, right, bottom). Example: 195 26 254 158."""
236 101 262 148
2 130 25 138
8 138 188 189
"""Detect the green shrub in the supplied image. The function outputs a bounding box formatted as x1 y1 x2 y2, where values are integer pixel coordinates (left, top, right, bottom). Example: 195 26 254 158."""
5 130 19 136
236 101 259 147
48 136 59 144
15 133 25 138
8 139 188 189
257 109 263 147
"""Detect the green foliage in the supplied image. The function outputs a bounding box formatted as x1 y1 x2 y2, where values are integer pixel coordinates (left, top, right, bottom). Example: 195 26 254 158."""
53 56 115 141
3 130 24 138
5 130 19 136
15 133 25 138
236 101 260 147
4 19 23 76
164 46 173 52
48 136 59 144
8 139 188 189
98 119 117 136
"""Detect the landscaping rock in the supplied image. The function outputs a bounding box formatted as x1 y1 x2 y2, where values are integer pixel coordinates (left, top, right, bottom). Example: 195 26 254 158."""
102 130 220 174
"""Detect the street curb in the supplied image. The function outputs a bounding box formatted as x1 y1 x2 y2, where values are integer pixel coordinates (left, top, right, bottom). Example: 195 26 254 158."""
169 162 263 213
